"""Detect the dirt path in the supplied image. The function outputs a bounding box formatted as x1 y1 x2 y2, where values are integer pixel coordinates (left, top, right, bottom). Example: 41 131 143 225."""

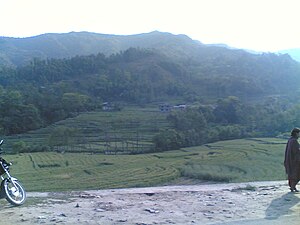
0 180 299 225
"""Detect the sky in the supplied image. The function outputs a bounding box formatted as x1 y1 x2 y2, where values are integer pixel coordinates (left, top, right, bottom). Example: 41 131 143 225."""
0 0 299 52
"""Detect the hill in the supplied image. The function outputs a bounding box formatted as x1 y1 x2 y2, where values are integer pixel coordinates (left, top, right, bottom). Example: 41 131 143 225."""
0 31 300 143
1 30 298 68
0 31 201 66
1 31 299 101
278 48 300 62
1 31 299 100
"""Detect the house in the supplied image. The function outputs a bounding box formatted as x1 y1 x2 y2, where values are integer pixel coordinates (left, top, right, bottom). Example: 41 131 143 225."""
173 104 187 110
102 102 113 111
159 103 187 112
159 103 172 112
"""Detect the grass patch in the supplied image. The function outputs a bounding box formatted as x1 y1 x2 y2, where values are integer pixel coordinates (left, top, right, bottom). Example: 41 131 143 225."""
37 163 61 168
180 163 239 182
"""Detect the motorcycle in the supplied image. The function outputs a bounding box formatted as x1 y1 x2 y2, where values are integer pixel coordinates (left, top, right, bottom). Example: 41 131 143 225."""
0 140 26 206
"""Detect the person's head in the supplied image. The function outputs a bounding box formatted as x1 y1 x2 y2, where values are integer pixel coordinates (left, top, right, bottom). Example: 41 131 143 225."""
291 127 300 138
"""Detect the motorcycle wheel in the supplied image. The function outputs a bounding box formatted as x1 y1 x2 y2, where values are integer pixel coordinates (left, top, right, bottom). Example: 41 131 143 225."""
3 179 26 206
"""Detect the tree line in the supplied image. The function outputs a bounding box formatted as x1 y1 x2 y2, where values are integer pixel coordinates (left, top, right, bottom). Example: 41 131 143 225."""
153 96 300 151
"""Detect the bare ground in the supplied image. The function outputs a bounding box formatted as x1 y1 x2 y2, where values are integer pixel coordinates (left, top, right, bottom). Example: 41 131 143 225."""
0 180 300 225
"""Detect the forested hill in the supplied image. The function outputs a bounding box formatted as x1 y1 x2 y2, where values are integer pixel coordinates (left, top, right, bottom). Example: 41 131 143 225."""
0 31 300 137
0 30 296 67
0 31 201 66
1 31 299 97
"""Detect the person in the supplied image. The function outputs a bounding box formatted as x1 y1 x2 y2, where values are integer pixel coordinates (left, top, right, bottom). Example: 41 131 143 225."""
284 127 300 192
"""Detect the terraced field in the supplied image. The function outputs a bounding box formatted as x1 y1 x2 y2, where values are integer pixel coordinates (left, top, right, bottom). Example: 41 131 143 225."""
3 105 171 153
7 152 181 191
180 138 287 183
3 137 288 192
0 106 288 192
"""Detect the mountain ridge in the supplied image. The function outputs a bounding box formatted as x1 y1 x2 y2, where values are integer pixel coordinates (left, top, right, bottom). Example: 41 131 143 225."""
1 31 299 101
0 31 202 66
278 48 300 62
1 30 299 66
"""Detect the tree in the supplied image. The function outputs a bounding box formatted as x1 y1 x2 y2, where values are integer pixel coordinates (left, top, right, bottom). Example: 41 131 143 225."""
0 90 43 134
213 96 243 124
152 129 182 151
62 92 90 112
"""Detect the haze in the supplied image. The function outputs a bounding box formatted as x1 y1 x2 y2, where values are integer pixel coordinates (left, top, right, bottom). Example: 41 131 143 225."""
0 0 299 52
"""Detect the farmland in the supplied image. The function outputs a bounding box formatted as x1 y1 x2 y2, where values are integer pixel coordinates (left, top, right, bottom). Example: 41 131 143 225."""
4 105 171 154
3 137 287 192
0 106 288 192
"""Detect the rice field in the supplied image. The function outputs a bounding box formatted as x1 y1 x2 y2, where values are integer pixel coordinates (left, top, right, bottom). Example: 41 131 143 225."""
4 105 171 154
179 138 287 183
3 137 288 192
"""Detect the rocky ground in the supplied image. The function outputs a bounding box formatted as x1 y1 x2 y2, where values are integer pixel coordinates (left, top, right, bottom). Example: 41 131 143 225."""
0 180 300 225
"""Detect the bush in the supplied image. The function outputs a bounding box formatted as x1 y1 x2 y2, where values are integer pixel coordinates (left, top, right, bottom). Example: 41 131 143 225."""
12 141 51 153
152 129 182 151
12 141 30 153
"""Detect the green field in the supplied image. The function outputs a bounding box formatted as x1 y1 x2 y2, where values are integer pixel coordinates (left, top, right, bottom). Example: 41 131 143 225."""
0 107 289 192
4 106 171 154
3 137 287 192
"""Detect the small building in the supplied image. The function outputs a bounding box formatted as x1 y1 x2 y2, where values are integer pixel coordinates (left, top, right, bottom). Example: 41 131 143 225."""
159 103 187 112
173 104 187 110
159 103 172 112
102 102 122 111
102 102 113 111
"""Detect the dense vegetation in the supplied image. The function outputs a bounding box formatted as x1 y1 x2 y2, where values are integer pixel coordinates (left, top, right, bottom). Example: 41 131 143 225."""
0 32 300 152
154 96 300 150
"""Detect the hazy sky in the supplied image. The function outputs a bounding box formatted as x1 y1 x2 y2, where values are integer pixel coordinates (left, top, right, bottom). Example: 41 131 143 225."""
0 0 299 52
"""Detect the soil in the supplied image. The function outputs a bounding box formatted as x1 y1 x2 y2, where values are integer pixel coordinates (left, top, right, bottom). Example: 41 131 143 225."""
0 180 300 225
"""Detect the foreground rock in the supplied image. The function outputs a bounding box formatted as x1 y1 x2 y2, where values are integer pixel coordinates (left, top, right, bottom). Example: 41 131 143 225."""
0 181 299 225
